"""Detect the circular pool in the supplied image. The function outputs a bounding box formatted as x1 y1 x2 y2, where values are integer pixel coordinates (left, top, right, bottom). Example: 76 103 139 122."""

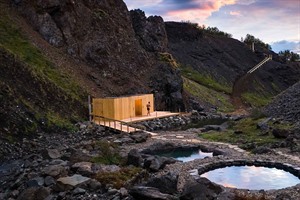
157 149 213 162
200 165 300 190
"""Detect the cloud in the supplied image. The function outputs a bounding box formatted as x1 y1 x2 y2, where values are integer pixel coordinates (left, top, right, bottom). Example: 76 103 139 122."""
123 0 300 44
271 40 300 54
229 11 241 16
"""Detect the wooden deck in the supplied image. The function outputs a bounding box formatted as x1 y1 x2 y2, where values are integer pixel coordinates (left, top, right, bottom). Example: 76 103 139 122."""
122 111 180 123
94 111 180 133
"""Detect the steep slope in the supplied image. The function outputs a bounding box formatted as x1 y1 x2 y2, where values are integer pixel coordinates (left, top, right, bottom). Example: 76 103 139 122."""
0 0 185 136
264 81 300 124
165 22 300 108
13 0 183 109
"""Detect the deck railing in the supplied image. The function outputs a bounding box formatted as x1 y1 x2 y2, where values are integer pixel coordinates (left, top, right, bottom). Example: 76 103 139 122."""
91 114 145 133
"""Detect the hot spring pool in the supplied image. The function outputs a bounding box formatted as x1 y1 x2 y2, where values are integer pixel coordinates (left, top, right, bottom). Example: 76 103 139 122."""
157 149 213 162
200 165 300 190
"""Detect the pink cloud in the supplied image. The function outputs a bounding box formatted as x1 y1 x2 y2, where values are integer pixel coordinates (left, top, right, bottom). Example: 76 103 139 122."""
165 0 237 23
229 11 241 16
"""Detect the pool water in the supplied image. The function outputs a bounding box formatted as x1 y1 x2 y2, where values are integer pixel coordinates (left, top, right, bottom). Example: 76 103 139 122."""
200 166 300 190
157 149 213 162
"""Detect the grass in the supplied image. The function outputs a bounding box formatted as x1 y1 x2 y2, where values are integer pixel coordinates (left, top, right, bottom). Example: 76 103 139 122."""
180 66 232 94
0 6 87 132
200 118 284 149
0 11 84 102
241 92 272 107
158 52 179 68
95 167 143 189
183 77 234 113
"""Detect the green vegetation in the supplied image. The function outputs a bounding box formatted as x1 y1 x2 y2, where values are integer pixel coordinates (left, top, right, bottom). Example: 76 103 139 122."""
93 9 109 20
241 92 272 107
95 167 143 189
200 118 285 149
91 141 123 165
278 50 300 62
181 21 232 38
242 34 272 50
181 66 232 94
0 15 84 102
158 52 179 68
183 78 234 113
0 7 87 132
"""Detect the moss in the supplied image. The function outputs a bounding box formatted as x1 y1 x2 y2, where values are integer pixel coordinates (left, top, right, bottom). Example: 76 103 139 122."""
241 92 272 107
93 9 108 20
91 141 124 165
181 66 232 94
183 77 234 113
95 167 143 189
200 118 283 148
0 6 87 132
158 52 179 68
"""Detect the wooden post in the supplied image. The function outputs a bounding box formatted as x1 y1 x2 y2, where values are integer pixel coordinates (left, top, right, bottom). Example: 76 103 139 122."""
88 95 92 122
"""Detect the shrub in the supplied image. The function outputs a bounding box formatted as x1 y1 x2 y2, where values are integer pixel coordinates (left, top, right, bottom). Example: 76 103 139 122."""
91 140 123 165
95 167 143 189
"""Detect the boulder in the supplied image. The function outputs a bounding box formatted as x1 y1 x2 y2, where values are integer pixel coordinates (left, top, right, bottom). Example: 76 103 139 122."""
42 149 62 159
129 186 178 200
272 129 291 139
203 125 221 132
256 118 271 131
127 149 143 167
145 173 178 194
144 156 176 172
56 174 90 191
42 165 66 177
91 164 121 173
130 132 150 143
180 177 223 200
71 162 93 175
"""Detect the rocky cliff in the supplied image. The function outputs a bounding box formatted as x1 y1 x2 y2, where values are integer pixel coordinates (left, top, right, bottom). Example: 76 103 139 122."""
1 0 184 135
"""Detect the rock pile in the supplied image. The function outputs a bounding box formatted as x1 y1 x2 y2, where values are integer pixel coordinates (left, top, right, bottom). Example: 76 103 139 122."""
264 81 300 126
134 111 228 131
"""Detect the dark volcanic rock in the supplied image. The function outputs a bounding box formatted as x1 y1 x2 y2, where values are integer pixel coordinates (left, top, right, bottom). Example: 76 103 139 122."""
180 177 223 200
127 149 143 167
129 186 178 200
272 129 291 139
145 173 178 194
264 81 300 124
130 9 168 52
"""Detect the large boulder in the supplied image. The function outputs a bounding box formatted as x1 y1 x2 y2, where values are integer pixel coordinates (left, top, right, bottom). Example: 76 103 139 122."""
180 177 223 200
56 174 91 191
145 173 178 194
127 149 143 167
272 128 291 139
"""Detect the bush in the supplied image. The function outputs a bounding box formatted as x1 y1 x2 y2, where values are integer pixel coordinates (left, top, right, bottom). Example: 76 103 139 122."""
91 141 123 165
95 167 143 189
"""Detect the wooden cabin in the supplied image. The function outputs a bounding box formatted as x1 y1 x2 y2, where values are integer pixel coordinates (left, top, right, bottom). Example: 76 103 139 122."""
92 94 154 120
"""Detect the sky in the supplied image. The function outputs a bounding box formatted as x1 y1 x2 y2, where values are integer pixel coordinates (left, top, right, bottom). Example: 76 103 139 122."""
123 0 300 54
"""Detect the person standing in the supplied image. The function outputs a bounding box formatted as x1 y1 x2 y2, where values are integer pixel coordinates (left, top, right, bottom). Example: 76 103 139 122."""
146 102 151 116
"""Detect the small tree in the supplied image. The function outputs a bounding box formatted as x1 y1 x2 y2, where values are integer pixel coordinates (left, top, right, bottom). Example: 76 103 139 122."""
279 50 300 62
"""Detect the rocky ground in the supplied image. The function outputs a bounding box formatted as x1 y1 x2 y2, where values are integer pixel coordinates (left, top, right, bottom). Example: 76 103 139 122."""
1 112 300 200
264 81 300 129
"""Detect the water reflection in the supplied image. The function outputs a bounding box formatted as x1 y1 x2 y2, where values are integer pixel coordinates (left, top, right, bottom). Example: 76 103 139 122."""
157 149 213 162
201 166 300 190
